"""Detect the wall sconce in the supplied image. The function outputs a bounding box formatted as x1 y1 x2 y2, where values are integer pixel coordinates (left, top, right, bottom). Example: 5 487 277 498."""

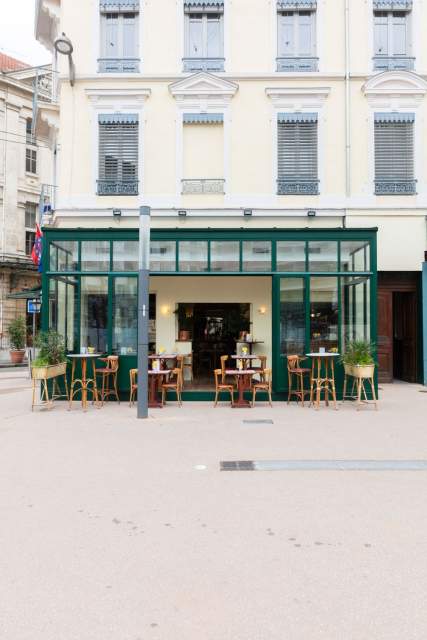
160 305 170 316
113 208 122 218
258 306 267 315
178 210 187 217
307 209 316 218
243 209 253 217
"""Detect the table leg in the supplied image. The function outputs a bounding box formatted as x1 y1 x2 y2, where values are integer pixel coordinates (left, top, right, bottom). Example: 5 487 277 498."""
69 358 76 409
81 357 88 411
91 359 100 407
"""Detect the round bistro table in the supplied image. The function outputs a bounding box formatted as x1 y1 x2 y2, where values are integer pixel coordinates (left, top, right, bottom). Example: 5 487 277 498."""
226 368 255 408
306 352 340 410
68 353 102 411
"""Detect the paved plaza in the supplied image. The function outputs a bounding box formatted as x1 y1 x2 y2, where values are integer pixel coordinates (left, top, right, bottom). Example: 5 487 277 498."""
1 369 427 639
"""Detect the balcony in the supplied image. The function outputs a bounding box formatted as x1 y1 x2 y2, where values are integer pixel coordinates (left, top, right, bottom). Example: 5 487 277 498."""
277 179 319 195
183 57 225 72
276 57 319 72
375 179 416 195
98 58 140 73
373 56 415 71
182 179 225 195
97 180 139 196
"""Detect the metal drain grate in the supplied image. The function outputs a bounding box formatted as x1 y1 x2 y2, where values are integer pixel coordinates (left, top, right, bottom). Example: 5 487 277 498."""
220 460 427 471
242 419 274 425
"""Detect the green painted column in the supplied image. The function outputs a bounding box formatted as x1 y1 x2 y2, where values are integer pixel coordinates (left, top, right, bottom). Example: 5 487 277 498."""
423 262 427 385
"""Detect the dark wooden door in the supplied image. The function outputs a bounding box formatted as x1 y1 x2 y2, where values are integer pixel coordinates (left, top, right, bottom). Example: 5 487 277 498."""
377 289 393 383
393 292 417 383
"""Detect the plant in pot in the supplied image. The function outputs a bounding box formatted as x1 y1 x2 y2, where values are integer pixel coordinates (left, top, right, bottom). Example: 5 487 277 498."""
32 330 67 380
8 317 27 364
341 340 376 378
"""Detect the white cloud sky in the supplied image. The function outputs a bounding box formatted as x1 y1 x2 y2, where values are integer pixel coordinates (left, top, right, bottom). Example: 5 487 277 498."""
0 0 51 67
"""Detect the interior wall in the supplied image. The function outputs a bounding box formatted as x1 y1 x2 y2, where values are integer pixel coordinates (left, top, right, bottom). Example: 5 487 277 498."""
150 276 272 365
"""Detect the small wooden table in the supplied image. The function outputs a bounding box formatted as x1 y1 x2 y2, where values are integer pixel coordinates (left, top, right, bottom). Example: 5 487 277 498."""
226 368 255 408
148 369 171 408
68 353 101 411
148 354 177 370
306 352 339 410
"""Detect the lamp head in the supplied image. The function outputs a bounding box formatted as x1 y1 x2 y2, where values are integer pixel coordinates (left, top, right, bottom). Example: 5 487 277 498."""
54 33 74 56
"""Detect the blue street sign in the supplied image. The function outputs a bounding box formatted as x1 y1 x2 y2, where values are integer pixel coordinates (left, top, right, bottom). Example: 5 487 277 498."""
28 299 41 314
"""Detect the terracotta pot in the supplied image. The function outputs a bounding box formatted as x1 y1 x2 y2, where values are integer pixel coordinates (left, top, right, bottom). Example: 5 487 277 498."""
179 330 190 341
10 350 25 364
32 362 67 380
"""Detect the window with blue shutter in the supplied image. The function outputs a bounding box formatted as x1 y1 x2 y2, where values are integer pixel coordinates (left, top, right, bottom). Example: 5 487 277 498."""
183 1 224 72
98 114 139 196
373 1 413 71
277 113 319 195
99 0 140 73
277 1 318 71
374 113 416 195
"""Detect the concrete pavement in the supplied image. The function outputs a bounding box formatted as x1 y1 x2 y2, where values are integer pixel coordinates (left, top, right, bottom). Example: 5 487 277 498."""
1 371 427 639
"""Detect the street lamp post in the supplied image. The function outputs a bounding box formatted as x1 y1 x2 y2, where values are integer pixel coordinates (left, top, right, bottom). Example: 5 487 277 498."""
137 206 151 418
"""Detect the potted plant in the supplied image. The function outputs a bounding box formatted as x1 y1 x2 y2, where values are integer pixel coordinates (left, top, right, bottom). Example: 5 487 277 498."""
32 330 67 380
8 317 27 364
341 340 376 378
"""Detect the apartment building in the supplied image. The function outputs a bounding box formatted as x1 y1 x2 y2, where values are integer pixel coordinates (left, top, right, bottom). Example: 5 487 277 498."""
35 0 427 396
0 54 54 359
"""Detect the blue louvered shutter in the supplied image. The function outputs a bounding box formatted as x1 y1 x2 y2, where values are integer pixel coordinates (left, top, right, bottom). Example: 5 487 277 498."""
374 113 415 195
98 114 139 195
277 114 319 195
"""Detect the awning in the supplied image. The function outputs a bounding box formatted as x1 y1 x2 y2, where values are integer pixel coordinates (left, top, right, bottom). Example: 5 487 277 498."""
278 112 318 123
100 0 139 11
277 0 317 10
184 0 224 10
98 113 139 125
374 112 415 123
183 113 223 124
7 287 41 301
373 1 412 9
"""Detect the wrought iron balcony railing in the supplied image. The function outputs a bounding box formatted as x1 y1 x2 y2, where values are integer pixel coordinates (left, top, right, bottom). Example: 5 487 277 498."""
276 57 319 72
98 58 140 73
97 180 139 196
277 179 319 195
182 57 225 72
181 179 225 195
375 179 416 195
373 56 415 71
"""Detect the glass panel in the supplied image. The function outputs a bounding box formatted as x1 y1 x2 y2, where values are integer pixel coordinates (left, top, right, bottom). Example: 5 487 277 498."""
179 241 208 272
48 276 78 352
207 14 221 57
81 276 108 353
242 241 271 272
308 241 338 272
341 276 371 347
280 278 306 357
150 241 176 272
341 241 370 272
113 277 137 355
277 241 306 272
210 241 239 272
113 240 138 271
310 277 338 352
188 14 203 56
81 241 110 271
49 240 78 271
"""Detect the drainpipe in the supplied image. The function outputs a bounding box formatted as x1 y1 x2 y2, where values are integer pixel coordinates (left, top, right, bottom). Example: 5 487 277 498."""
0 88 8 338
344 0 351 200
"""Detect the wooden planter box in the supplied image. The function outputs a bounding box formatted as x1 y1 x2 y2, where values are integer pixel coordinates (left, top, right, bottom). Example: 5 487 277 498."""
32 362 67 380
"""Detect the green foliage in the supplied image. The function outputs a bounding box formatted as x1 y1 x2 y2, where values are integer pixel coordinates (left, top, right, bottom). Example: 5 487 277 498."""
32 356 50 368
341 340 375 366
7 317 26 350
34 330 66 366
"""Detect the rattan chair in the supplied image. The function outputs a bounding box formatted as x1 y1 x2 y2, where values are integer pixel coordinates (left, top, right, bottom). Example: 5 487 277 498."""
161 368 183 406
129 368 138 406
287 355 311 406
213 368 234 407
182 352 193 386
95 355 120 405
252 368 273 407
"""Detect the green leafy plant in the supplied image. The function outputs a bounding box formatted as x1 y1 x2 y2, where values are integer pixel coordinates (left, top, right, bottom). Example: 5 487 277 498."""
7 317 27 350
341 340 375 367
34 330 66 366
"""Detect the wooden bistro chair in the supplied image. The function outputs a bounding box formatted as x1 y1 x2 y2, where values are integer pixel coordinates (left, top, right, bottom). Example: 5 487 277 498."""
213 368 234 407
95 355 120 405
253 355 267 381
129 368 138 407
161 367 183 407
182 352 193 386
252 368 273 407
287 355 311 406
220 355 229 382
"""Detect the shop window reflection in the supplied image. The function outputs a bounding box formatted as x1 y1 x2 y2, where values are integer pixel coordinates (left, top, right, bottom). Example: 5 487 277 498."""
310 277 338 352
81 277 108 352
113 277 137 355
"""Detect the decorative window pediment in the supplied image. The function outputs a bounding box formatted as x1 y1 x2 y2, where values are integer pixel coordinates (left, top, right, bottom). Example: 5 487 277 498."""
169 72 238 109
266 86 330 110
363 71 427 108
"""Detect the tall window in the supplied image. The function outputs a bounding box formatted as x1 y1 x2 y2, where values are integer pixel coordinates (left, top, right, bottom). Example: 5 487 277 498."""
184 1 224 72
277 1 317 72
25 118 37 174
374 113 415 195
373 5 412 70
277 113 319 195
98 114 139 195
99 0 139 72
25 202 37 256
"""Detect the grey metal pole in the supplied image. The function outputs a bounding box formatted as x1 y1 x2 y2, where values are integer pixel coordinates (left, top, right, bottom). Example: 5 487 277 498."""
137 206 151 418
